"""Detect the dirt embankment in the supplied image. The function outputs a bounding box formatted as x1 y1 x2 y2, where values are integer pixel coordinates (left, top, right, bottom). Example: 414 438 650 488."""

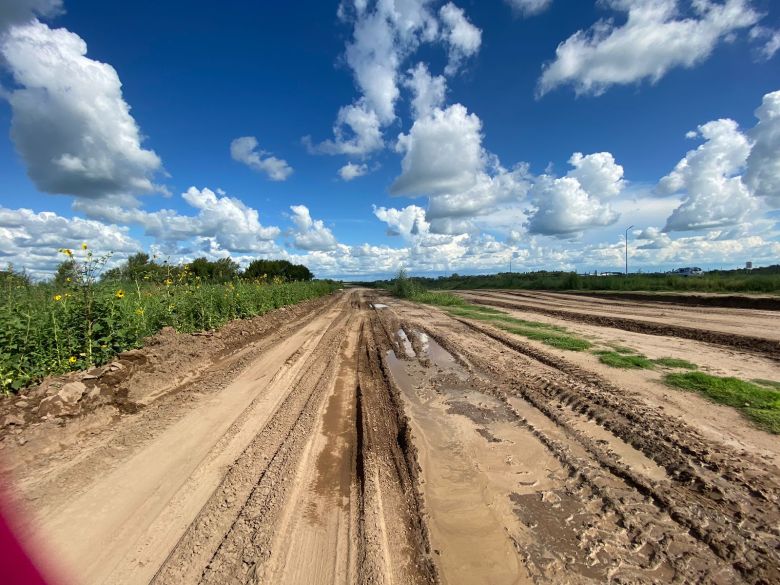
1 288 778 584
559 290 780 311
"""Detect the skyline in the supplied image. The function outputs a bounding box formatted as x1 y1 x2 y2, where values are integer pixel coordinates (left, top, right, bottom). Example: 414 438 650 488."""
1 0 780 279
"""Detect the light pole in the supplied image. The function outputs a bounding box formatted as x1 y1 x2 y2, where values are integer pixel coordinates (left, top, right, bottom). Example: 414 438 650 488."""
624 225 634 275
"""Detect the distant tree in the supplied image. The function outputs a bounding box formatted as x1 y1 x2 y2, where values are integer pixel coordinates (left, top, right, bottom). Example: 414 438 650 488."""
243 259 314 281
54 259 77 286
190 257 240 282
0 263 30 287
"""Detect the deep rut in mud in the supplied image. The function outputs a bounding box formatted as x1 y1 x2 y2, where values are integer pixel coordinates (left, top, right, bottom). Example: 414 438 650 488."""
3 289 779 585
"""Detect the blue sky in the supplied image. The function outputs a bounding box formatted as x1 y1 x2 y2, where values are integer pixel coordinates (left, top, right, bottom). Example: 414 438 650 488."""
1 0 780 279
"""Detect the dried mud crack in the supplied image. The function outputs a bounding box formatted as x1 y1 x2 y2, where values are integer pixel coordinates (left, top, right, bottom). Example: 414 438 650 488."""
2 289 778 585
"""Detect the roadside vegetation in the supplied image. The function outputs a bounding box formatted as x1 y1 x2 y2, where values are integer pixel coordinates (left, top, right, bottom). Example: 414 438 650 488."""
665 372 780 434
0 248 339 393
372 265 780 294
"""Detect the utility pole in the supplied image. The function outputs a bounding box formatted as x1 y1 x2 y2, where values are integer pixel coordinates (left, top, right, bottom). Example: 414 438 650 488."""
625 225 634 275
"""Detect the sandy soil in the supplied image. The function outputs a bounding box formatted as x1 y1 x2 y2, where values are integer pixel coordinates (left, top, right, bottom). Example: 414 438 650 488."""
458 290 780 361
1 288 778 584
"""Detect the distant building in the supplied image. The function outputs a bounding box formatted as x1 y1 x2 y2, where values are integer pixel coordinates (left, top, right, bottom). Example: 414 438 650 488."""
671 267 703 277
746 261 753 270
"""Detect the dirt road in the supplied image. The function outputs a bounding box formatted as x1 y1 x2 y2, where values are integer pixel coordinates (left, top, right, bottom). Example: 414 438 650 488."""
458 290 780 361
1 289 778 584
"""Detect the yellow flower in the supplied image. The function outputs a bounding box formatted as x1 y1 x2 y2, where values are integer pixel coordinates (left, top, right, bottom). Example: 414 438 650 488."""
81 242 88 250
59 248 73 257
115 289 125 299
135 308 144 316
66 277 71 283
164 278 173 286
53 294 62 302
68 356 77 364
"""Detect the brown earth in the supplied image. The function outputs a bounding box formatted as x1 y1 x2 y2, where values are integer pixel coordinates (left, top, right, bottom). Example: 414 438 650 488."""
457 289 780 361
1 288 778 584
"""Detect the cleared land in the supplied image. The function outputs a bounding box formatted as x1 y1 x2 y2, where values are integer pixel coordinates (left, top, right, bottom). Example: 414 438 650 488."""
1 289 779 584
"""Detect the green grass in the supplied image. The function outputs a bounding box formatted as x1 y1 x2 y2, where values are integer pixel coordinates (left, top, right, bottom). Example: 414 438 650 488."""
595 350 655 369
752 379 780 390
409 290 466 306
664 372 780 433
607 344 637 354
441 301 591 351
653 357 698 370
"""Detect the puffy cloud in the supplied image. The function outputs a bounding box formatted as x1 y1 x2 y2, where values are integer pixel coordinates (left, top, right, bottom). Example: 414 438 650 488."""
73 187 281 254
390 103 531 231
744 90 780 207
230 136 293 181
392 104 484 196
288 205 338 251
0 206 141 279
538 0 760 97
338 162 369 181
310 0 441 156
504 0 553 17
404 62 446 118
0 0 61 33
306 101 384 156
567 151 625 199
1 20 164 198
526 152 625 236
439 2 482 75
373 204 429 237
311 1 482 156
660 119 755 231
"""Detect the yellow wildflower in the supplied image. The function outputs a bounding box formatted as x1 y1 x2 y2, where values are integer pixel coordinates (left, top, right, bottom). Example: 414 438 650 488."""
53 294 62 302
135 308 144 316
59 248 73 257
115 289 125 299
66 277 71 283
164 278 173 286
81 242 88 250
68 356 77 364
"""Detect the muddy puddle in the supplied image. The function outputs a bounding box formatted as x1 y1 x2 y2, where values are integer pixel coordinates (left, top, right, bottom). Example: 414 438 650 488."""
385 331 581 585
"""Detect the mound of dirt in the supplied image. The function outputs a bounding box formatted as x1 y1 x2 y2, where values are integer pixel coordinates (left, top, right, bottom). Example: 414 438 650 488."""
0 295 334 440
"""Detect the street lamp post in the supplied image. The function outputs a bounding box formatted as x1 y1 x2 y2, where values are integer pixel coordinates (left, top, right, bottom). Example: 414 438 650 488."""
625 225 634 275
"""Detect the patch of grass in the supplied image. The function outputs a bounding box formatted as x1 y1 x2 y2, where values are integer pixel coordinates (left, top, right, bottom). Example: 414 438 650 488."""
595 350 655 369
607 344 637 354
664 372 780 433
752 378 780 390
410 290 465 307
447 302 591 351
654 357 698 370
510 328 592 351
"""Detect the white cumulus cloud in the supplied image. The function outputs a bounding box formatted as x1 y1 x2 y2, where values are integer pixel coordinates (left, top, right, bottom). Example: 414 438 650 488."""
439 2 482 75
72 187 281 254
538 0 760 97
660 119 755 231
289 205 339 251
230 136 293 181
404 62 447 118
1 20 164 199
526 152 625 237
745 90 780 208
0 206 141 279
338 162 369 181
